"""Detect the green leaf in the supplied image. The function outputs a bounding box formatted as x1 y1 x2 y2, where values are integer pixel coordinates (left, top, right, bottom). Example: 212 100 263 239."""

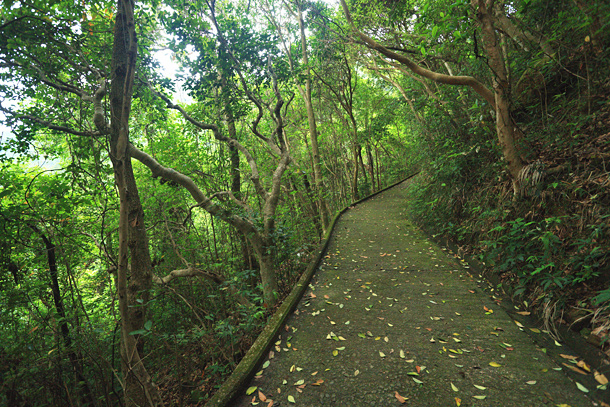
576 382 589 393
246 386 257 395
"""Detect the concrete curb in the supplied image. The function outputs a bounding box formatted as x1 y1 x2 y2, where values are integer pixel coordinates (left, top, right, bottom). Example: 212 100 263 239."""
204 172 419 407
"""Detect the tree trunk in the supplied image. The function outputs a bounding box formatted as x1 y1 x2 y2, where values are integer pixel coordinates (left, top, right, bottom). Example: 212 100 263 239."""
250 239 279 307
32 227 96 406
351 143 360 201
476 0 525 187
109 0 162 405
296 2 330 234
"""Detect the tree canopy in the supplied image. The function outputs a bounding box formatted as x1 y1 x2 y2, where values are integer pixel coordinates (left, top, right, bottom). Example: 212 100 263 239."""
1 0 609 404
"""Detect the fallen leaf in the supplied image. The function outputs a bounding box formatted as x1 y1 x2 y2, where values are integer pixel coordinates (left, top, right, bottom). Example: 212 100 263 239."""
395 391 406 404
455 397 461 406
473 384 486 390
412 378 423 384
559 354 578 360
311 379 324 386
354 370 360 376
576 382 589 393
595 371 609 385
288 395 296 403
562 363 588 375
258 390 267 402
576 360 591 372
294 379 304 386
400 350 405 358
451 382 459 392
489 362 502 367
516 311 531 315
332 350 338 356
526 380 536 385
529 328 541 333
473 395 487 400
246 386 258 395
379 351 386 358
263 361 270 369
416 365 421 374
514 320 524 328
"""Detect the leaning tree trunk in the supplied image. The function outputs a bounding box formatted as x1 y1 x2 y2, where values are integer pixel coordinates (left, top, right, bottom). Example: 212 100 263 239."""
476 0 525 189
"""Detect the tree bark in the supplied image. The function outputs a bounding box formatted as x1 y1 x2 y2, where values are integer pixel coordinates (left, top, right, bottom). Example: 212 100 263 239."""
475 0 525 183
294 1 330 234
109 1 162 405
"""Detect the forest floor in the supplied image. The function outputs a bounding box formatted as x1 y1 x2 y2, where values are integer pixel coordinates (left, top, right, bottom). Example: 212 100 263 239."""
232 181 605 407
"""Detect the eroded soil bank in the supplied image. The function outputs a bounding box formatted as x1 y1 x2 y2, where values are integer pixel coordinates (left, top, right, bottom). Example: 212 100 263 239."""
233 181 601 407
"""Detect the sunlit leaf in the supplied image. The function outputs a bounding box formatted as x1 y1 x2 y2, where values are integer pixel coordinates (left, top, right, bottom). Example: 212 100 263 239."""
576 382 589 393
489 362 501 367
451 382 459 392
246 386 257 395
473 384 486 390
288 395 296 403
473 395 486 400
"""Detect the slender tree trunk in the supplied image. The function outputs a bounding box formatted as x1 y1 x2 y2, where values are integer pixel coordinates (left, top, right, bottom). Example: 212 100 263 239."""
295 2 330 234
109 1 162 405
32 227 96 406
351 143 360 201
476 0 525 187
366 143 375 192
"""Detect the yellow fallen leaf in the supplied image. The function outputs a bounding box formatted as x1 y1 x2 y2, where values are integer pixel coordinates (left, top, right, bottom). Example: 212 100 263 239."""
246 386 258 395
516 311 530 315
455 397 461 406
451 382 459 392
489 362 502 367
576 360 591 372
379 351 386 358
595 371 608 385
562 363 588 375
530 328 540 333
514 320 524 328
526 380 536 385
288 395 296 403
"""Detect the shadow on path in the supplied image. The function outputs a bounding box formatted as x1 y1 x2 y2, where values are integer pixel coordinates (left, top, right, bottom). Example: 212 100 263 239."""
233 181 596 406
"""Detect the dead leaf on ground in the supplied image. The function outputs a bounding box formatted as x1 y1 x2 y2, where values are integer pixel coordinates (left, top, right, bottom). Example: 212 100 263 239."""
394 391 407 404
595 371 609 385
516 311 531 315
576 360 591 372
562 363 588 375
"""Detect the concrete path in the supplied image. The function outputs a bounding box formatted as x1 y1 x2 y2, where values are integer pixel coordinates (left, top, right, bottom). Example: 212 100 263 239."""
233 181 598 406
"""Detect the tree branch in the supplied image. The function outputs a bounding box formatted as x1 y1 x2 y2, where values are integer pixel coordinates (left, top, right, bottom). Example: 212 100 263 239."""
339 0 496 108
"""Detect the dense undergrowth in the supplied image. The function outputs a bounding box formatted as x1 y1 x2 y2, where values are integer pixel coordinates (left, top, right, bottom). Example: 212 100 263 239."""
405 42 610 351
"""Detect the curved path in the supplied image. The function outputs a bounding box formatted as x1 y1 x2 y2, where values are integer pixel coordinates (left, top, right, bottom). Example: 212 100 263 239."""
233 181 598 406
